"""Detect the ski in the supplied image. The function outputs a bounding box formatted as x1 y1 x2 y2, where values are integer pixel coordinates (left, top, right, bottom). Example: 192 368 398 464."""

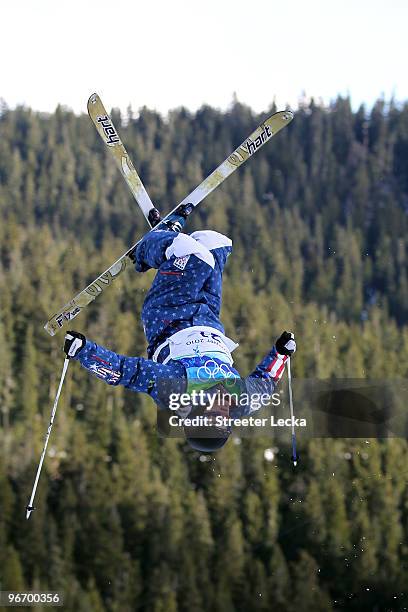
44 108 294 336
88 93 159 226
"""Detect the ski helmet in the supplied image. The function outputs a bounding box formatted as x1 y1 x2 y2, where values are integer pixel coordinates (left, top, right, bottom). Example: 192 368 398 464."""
186 434 230 453
183 384 234 453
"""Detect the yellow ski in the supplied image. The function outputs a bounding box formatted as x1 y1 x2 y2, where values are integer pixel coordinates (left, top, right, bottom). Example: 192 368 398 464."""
87 93 157 225
44 106 293 336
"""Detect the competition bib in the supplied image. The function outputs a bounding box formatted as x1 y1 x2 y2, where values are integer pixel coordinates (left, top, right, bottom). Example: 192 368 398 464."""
164 326 240 394
168 326 239 364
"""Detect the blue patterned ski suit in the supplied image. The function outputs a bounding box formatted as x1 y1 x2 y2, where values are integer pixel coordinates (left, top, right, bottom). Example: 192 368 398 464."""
74 230 288 416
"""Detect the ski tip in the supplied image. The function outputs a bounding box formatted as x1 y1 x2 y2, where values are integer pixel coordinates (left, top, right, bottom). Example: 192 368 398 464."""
44 321 56 337
281 109 294 123
87 93 99 107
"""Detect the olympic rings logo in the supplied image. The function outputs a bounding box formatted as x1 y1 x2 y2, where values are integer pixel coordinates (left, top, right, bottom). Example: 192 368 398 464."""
196 359 238 387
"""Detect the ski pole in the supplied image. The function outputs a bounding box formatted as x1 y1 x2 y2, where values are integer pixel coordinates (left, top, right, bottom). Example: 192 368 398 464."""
26 357 70 520
287 357 298 466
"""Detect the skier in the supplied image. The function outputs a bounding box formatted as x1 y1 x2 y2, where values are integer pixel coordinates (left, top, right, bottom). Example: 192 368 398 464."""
64 212 296 452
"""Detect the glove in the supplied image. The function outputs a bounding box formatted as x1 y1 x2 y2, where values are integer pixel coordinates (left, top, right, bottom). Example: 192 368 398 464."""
64 331 86 358
276 331 296 356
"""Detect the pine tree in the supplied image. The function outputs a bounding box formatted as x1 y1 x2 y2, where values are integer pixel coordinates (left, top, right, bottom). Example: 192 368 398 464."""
291 550 333 611
1 545 25 592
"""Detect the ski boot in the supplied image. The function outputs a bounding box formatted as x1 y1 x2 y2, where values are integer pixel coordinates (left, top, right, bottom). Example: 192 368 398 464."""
128 203 194 262
148 207 162 227
156 202 194 232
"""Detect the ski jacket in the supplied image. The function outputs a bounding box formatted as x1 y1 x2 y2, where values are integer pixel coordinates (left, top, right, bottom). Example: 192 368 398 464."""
73 228 289 418
74 339 288 418
134 229 232 358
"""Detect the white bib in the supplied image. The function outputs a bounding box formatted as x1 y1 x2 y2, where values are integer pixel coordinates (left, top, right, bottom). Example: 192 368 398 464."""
167 326 238 364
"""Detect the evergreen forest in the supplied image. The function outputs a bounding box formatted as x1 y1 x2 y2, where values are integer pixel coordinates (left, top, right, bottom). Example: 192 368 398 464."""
0 96 408 611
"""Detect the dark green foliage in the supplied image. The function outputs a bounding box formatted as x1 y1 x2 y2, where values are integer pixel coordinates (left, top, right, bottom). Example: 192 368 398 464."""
0 97 408 611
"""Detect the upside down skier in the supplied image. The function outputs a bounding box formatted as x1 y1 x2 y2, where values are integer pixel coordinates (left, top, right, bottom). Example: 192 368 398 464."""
64 210 296 452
